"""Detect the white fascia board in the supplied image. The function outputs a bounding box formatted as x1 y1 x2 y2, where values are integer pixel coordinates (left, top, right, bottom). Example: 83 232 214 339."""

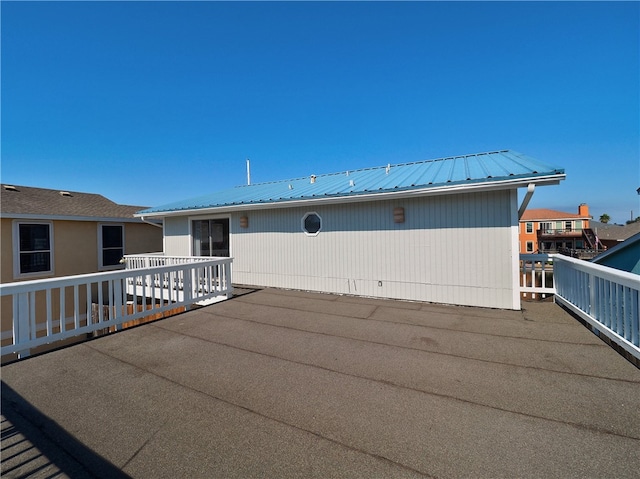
1 213 147 223
137 174 565 219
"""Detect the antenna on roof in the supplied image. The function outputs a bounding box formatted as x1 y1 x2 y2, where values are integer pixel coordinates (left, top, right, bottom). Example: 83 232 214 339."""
246 159 251 186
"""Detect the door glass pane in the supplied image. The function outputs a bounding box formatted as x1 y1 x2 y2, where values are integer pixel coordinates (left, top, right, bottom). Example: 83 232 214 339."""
193 220 211 256
193 219 229 257
210 219 229 257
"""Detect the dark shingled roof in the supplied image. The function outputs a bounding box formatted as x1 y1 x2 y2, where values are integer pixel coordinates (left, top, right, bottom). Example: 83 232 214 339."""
0 185 147 219
590 220 640 242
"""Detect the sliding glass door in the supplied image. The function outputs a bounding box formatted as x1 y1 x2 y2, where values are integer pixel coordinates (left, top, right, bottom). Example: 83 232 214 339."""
192 219 229 257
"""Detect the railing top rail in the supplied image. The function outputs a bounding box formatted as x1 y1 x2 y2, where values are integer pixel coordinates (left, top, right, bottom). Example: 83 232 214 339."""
124 254 229 260
520 254 554 261
0 257 234 295
551 253 639 289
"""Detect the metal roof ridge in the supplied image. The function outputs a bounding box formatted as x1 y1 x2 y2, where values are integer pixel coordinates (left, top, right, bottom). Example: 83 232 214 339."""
231 149 513 188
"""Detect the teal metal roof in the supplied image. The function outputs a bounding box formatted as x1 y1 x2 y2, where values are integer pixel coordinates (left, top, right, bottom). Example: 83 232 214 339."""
138 150 564 215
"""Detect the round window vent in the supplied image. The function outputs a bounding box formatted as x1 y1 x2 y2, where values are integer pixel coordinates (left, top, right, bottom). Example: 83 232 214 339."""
302 212 322 236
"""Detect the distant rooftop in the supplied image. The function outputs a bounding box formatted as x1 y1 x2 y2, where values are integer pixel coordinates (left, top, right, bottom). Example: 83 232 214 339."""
138 150 565 216
1 185 148 220
591 220 640 241
520 208 590 221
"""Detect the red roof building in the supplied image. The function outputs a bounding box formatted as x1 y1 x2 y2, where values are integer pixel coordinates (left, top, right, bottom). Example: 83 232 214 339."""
519 204 603 257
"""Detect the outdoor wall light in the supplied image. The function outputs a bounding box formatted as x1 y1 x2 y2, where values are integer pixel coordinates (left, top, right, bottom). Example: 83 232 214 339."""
240 216 249 228
393 207 405 223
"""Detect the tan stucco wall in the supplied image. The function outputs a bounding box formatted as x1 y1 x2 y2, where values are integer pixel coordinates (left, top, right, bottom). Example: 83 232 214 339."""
55 220 100 276
125 222 163 255
1 218 163 361
1 218 163 283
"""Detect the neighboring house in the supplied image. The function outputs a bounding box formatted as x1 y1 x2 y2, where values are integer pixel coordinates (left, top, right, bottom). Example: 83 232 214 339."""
137 150 565 310
590 220 640 250
1 185 163 283
592 232 640 274
1 185 165 362
519 204 602 258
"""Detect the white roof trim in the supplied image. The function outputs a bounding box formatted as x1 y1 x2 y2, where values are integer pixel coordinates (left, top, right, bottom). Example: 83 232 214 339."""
137 174 565 218
1 213 150 223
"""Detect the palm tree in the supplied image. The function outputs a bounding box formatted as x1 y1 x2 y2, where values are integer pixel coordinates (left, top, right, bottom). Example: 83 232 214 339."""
599 214 610 224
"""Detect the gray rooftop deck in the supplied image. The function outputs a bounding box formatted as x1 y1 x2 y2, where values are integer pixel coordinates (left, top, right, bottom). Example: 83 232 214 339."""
2 288 639 478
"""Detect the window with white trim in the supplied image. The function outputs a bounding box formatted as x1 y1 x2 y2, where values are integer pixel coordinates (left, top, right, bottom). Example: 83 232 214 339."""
99 223 125 270
14 221 53 277
526 241 534 252
302 212 322 236
525 222 533 233
192 218 230 257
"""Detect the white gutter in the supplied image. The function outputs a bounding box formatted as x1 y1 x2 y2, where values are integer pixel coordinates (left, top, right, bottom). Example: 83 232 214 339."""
139 216 163 228
2 213 149 223
518 183 536 219
136 173 565 219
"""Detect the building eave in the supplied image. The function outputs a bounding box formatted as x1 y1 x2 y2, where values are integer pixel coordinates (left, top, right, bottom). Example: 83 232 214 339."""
1 213 148 223
137 174 565 219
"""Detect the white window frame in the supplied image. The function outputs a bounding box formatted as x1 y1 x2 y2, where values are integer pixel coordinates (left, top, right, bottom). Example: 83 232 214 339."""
98 223 125 271
188 214 232 257
525 222 533 233
302 212 322 237
526 241 534 252
13 220 54 278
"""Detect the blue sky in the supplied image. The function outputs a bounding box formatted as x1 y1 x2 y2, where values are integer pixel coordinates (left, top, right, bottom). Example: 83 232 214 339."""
2 1 639 224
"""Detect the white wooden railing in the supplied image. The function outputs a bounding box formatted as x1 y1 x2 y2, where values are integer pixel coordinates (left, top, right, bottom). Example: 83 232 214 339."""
123 254 215 268
520 254 555 299
553 254 639 360
1 256 232 359
520 253 640 360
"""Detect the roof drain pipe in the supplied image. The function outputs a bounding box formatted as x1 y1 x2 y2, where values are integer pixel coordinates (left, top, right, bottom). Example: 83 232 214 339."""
139 216 163 228
518 183 535 220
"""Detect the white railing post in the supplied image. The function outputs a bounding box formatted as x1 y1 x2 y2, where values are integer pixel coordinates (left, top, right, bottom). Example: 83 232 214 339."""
552 254 640 361
15 292 30 359
183 265 193 308
519 254 555 299
2 255 233 359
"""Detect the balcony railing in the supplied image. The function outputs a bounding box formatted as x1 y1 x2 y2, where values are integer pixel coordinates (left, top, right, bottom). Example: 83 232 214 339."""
3 253 637 363
1 256 232 360
520 253 639 361
537 228 581 237
519 254 555 299
553 254 639 360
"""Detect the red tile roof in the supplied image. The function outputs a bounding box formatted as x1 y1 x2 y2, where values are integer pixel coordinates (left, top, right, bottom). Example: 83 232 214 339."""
520 208 589 221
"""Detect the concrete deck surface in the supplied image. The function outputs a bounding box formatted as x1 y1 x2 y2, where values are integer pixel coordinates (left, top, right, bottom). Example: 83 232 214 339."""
2 287 639 478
